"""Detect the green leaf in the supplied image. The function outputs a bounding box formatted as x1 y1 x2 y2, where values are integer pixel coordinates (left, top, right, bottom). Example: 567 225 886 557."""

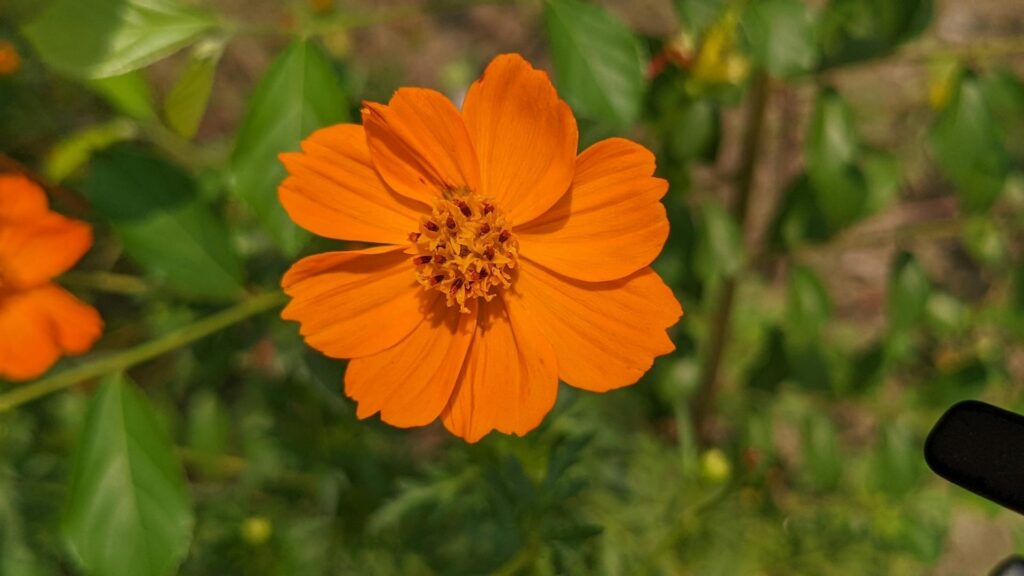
806 89 867 229
675 0 727 36
164 40 222 139
801 412 842 491
545 0 647 129
85 145 245 302
786 266 831 341
667 98 719 161
63 374 193 576
930 74 1008 213
768 174 832 249
230 40 349 256
24 0 217 79
887 252 930 361
742 0 818 78
819 0 932 68
45 118 137 182
88 70 157 120
695 202 744 279
980 69 1024 160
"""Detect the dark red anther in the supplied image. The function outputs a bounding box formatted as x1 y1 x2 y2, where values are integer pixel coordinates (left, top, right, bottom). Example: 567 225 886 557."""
478 269 488 279
409 231 421 242
450 278 464 294
484 246 495 260
482 203 495 215
498 230 510 243
424 221 439 232
431 274 445 286
433 254 446 264
456 200 472 217
459 245 470 257
446 215 456 229
414 255 432 265
479 223 491 235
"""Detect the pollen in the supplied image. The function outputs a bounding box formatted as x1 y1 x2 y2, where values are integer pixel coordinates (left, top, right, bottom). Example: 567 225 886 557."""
410 188 518 312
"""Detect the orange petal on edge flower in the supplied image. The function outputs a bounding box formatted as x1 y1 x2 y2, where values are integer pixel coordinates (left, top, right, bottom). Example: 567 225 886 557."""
441 295 558 443
462 54 578 225
0 213 92 289
279 124 428 244
281 246 429 359
517 138 670 282
345 298 476 428
0 174 49 221
362 88 481 205
507 261 682 393
0 284 102 381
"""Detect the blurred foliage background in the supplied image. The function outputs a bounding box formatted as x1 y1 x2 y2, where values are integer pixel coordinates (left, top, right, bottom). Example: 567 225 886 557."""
2 0 1024 574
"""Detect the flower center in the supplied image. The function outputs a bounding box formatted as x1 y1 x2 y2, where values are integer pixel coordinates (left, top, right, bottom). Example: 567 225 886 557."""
409 188 518 313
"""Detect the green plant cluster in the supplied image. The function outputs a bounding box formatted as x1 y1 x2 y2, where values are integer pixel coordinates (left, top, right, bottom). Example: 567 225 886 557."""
2 0 1024 574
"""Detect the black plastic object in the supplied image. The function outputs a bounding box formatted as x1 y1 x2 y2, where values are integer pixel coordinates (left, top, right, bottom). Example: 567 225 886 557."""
925 400 1024 515
992 555 1024 576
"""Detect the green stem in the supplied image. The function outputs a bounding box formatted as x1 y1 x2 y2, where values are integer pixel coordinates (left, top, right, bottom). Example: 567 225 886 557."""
0 292 286 413
690 73 770 446
60 270 153 296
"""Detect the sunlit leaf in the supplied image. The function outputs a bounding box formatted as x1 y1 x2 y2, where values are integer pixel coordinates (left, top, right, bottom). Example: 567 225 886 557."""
85 145 245 302
164 40 222 139
806 89 867 229
545 0 646 129
63 374 193 576
743 0 818 78
930 74 1008 213
45 118 137 182
230 39 349 256
24 0 217 78
88 70 156 120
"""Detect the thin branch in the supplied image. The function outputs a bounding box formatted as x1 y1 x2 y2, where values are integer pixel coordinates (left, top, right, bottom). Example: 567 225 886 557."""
0 292 287 413
691 74 771 446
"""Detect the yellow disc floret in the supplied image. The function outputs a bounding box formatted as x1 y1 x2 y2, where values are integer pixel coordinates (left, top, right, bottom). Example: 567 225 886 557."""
410 188 518 312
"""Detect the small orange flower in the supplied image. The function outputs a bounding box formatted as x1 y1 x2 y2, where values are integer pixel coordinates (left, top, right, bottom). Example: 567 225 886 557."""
279 54 682 442
0 174 102 381
0 41 20 76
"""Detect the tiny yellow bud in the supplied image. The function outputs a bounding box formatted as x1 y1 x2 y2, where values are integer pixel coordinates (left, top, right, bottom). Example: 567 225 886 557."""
241 516 273 545
701 449 732 483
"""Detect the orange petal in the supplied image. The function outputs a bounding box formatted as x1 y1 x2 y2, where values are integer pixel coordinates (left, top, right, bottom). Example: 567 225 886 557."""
507 261 682 392
0 173 49 221
362 88 481 205
279 124 428 244
281 246 430 359
0 213 92 289
345 298 476 428
441 295 558 443
462 54 578 225
0 284 102 381
517 138 670 282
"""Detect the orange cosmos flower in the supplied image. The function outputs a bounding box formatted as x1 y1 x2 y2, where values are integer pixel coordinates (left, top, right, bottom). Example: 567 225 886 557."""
0 174 102 381
279 54 682 442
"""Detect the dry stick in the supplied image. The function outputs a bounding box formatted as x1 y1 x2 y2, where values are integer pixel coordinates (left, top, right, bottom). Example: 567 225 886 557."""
691 73 771 446
0 291 287 413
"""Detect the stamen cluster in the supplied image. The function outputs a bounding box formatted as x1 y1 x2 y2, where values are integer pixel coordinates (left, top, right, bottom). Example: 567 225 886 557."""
410 189 517 312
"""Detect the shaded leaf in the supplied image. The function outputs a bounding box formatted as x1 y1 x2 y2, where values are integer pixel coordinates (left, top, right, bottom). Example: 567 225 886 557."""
85 145 245 302
819 0 932 68
930 74 1008 212
695 202 744 279
545 0 646 129
63 374 193 576
230 40 349 256
24 0 216 78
